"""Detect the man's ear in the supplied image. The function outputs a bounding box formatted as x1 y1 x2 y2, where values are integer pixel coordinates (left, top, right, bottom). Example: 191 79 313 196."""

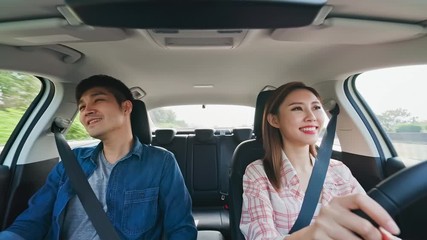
123 100 133 114
267 113 280 129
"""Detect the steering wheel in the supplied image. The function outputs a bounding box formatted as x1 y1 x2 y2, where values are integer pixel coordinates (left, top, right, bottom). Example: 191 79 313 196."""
354 161 427 227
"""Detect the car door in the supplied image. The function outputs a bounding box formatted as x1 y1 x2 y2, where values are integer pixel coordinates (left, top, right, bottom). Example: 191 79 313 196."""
0 71 57 229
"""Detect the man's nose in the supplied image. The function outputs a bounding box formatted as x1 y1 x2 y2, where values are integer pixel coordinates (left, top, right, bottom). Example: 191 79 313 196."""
83 104 95 116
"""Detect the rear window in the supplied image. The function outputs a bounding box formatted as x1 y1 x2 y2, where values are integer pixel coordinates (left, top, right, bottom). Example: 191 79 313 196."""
149 104 255 130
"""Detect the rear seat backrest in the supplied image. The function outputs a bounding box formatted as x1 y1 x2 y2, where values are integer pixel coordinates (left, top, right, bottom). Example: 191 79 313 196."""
151 129 188 181
152 127 254 239
187 129 221 206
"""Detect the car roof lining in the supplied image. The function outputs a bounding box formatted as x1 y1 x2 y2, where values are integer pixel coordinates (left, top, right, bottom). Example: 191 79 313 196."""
1 0 427 110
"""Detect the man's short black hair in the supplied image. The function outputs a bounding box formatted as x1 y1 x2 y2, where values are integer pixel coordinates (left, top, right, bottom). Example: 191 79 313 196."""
75 75 134 104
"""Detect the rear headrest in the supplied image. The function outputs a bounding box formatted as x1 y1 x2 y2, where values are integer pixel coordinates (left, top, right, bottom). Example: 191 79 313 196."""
253 90 274 139
155 129 176 145
195 129 215 142
131 100 152 144
233 128 253 142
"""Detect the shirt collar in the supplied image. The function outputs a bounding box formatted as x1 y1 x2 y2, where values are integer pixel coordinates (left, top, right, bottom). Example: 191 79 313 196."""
85 136 143 162
281 150 299 187
280 150 316 187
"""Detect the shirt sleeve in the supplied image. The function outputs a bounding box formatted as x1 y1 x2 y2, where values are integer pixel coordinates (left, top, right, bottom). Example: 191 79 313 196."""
240 165 285 240
159 151 197 240
0 231 26 240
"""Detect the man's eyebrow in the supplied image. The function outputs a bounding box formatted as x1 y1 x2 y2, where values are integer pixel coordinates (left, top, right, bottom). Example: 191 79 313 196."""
90 92 108 97
78 91 108 104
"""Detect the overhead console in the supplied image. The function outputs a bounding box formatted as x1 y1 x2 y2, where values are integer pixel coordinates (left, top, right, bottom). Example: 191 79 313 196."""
64 0 327 29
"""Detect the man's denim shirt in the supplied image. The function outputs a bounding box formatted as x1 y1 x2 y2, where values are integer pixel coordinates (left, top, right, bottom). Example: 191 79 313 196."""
2 138 197 240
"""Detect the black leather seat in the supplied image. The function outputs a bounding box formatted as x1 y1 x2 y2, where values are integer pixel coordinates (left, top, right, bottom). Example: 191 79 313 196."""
131 101 225 238
151 129 188 177
131 100 151 144
229 90 273 240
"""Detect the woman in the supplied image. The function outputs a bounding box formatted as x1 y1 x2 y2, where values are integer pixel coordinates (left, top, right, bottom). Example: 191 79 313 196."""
240 82 400 240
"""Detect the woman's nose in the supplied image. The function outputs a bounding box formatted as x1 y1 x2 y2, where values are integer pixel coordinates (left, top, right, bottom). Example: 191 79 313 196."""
305 110 316 121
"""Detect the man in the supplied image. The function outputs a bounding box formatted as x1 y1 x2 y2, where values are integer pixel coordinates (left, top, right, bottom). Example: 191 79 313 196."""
0 75 197 239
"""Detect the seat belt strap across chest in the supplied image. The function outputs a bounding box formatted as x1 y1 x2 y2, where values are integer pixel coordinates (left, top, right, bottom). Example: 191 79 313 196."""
289 104 340 234
52 122 121 240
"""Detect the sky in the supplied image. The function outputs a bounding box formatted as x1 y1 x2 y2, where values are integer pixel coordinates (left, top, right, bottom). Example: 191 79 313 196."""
356 65 427 121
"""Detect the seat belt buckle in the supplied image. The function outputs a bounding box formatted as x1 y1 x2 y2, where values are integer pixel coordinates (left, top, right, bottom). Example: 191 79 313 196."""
220 191 228 201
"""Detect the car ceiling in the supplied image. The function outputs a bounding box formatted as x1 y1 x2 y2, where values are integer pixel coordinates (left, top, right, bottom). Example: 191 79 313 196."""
1 0 427 109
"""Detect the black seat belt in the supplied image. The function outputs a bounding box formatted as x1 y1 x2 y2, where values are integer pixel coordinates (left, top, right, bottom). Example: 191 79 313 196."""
51 119 121 240
289 103 340 233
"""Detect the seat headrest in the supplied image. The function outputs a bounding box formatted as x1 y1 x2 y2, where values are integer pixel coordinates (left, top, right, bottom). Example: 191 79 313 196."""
154 129 176 145
253 90 274 139
195 129 215 142
131 100 152 144
233 128 253 142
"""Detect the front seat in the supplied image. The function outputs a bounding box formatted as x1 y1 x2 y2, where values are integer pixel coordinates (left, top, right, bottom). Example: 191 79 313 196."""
229 90 273 240
131 99 152 145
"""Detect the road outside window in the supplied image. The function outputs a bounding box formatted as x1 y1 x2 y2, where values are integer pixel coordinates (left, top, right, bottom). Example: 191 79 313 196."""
356 65 427 166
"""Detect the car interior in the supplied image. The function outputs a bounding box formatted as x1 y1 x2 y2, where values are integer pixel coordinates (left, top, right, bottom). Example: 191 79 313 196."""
1 0 427 239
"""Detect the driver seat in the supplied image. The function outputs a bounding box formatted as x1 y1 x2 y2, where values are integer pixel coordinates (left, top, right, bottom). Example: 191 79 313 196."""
229 90 273 240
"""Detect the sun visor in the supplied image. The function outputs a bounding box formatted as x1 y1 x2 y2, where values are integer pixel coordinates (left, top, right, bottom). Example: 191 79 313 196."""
0 18 127 46
64 0 326 29
271 18 426 45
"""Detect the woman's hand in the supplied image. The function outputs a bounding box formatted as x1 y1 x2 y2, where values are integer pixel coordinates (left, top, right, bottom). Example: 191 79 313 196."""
286 194 400 240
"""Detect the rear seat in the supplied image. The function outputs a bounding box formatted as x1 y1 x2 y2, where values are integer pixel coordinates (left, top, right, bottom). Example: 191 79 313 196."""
151 127 253 239
187 129 222 207
187 129 228 236
151 129 188 179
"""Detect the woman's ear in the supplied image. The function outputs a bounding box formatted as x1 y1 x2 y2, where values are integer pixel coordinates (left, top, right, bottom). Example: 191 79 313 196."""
267 113 280 129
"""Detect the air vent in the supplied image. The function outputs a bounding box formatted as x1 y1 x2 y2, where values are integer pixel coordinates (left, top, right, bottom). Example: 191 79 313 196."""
147 29 248 49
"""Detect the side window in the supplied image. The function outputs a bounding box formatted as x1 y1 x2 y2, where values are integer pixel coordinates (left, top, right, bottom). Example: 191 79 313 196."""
355 65 427 166
66 112 97 148
0 70 42 155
